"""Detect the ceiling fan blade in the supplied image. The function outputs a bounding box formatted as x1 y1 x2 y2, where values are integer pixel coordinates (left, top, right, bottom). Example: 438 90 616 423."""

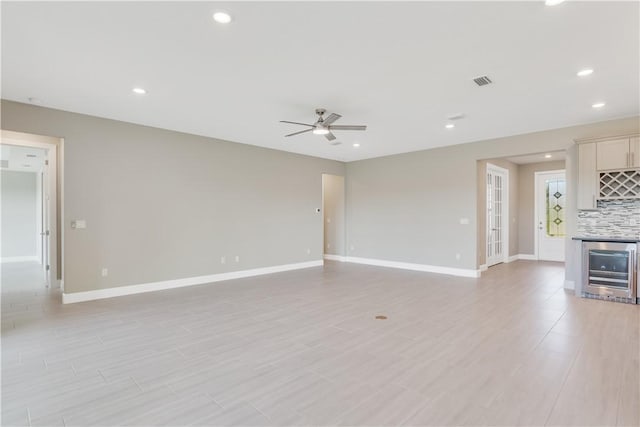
328 125 367 131
322 113 342 126
285 128 313 137
280 120 315 127
324 132 337 141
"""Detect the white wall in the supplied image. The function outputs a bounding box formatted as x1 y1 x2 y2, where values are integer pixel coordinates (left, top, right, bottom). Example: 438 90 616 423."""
1 169 39 260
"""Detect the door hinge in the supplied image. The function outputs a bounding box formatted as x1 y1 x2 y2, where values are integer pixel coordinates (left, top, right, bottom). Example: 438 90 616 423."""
46 265 50 271
45 160 49 166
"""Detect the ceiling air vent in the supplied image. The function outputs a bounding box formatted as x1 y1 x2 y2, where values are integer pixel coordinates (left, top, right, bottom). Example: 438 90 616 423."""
447 113 466 121
473 76 493 86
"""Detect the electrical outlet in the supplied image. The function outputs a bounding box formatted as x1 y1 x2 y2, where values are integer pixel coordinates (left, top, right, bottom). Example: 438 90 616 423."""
221 256 226 264
101 268 108 277
326 243 331 249
350 245 355 252
455 253 461 261
306 248 311 255
235 255 240 263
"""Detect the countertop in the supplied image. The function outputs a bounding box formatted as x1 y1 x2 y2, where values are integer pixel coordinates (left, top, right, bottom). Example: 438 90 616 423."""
572 236 640 243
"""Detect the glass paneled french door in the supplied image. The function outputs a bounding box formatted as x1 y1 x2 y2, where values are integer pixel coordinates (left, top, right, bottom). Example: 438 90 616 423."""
487 165 508 267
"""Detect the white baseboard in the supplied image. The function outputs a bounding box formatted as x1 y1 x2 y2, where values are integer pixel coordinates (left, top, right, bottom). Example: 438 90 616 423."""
62 260 324 304
480 254 537 272
345 256 480 278
564 280 575 290
1 255 39 263
324 254 347 262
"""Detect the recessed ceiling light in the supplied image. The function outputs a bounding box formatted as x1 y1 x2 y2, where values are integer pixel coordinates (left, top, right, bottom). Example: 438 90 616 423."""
545 154 552 159
132 87 147 95
445 123 455 129
577 69 594 77
545 0 565 6
353 143 360 148
592 102 606 109
213 11 232 24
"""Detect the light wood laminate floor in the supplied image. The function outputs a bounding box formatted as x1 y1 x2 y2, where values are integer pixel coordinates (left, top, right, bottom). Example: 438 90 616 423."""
2 260 639 426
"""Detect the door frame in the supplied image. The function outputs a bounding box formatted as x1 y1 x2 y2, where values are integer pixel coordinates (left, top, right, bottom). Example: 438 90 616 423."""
534 169 566 261
486 163 509 267
1 130 64 289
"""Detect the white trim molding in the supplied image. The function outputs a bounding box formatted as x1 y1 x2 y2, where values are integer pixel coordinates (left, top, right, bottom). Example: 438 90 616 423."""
324 254 347 262
517 254 538 261
1 256 39 263
62 260 324 304
345 256 480 278
479 264 488 272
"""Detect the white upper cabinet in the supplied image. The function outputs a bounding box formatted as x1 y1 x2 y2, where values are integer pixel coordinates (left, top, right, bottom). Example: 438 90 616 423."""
631 137 640 168
596 138 639 170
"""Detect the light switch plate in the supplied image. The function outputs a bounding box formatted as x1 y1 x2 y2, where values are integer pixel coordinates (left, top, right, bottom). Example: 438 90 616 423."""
71 220 87 229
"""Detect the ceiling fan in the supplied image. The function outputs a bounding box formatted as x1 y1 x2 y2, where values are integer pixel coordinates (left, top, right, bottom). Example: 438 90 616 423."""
280 108 367 141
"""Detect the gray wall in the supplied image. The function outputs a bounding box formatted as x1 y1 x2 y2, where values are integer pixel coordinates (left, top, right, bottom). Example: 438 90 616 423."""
346 116 640 275
1 170 38 258
2 98 638 292
517 160 566 255
322 174 345 256
1 100 344 294
477 158 519 266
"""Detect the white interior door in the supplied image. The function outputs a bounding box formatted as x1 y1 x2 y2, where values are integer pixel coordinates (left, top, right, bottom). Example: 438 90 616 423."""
487 165 508 267
536 171 566 262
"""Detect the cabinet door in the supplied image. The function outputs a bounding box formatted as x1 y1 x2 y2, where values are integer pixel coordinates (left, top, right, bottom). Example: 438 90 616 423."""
578 143 597 209
630 137 640 168
596 138 630 170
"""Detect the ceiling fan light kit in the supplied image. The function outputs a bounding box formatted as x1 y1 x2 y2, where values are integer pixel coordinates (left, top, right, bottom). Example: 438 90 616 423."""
280 108 367 143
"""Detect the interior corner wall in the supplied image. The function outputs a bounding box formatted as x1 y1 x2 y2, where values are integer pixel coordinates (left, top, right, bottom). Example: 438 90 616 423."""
322 174 345 257
0 100 344 294
1 169 38 258
346 116 640 273
517 160 566 256
477 158 519 267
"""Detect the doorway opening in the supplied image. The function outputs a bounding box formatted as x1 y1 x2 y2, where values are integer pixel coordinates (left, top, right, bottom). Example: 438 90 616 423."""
321 174 345 261
1 130 63 290
535 170 567 262
477 150 567 271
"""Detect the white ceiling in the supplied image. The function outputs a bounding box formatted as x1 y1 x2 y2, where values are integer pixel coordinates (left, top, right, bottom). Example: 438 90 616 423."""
2 1 638 162
0 144 46 173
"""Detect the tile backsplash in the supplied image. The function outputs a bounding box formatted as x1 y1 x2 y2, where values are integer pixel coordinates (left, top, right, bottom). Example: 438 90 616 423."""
577 199 640 237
